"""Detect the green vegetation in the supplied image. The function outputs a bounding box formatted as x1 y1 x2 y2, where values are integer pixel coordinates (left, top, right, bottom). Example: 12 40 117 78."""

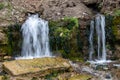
113 9 120 17
49 17 83 61
104 10 120 60
112 16 120 38
69 74 92 80
3 23 22 56
0 3 4 10
104 14 118 54
45 71 59 80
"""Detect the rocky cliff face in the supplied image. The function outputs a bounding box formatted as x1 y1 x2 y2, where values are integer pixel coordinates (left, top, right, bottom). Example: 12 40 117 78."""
0 0 120 59
0 0 94 27
0 0 119 27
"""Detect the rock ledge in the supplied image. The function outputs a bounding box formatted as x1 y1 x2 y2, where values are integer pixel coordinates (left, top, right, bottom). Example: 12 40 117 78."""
3 57 72 76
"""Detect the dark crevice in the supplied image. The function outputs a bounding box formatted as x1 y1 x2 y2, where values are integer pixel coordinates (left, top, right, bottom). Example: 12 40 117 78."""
86 3 101 13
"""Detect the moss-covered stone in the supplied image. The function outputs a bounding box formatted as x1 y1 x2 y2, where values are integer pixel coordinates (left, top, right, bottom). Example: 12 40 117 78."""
0 3 5 10
112 16 120 40
3 57 72 76
0 76 5 80
49 17 83 61
113 10 120 17
69 74 92 80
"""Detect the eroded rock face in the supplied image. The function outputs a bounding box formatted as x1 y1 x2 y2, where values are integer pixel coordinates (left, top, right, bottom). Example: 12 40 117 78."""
3 57 72 76
0 0 43 27
0 0 93 28
41 0 92 20
101 0 120 14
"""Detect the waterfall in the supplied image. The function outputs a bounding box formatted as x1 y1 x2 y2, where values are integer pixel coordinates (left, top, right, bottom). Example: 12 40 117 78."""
89 21 94 60
17 14 51 59
89 14 106 61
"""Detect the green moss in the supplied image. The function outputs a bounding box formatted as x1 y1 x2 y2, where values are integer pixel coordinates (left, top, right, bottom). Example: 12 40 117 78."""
49 17 82 60
6 2 12 10
69 74 92 80
112 26 118 37
112 16 120 39
54 27 71 39
63 17 79 29
113 9 120 17
0 45 12 55
2 24 22 56
0 3 5 10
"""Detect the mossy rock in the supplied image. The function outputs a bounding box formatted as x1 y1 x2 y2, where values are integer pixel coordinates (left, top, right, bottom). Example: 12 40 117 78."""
69 74 92 80
49 17 82 60
112 16 120 40
0 76 5 80
0 3 5 10
3 57 72 76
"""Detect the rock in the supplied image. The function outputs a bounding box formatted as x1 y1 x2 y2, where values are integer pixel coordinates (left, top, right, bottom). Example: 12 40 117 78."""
0 32 7 44
111 68 120 79
0 29 7 44
3 56 12 60
113 64 120 69
41 0 92 20
112 16 120 41
101 0 120 14
69 74 92 80
82 0 101 5
0 0 43 27
0 76 4 80
0 0 93 28
3 57 72 76
105 73 112 79
114 45 120 60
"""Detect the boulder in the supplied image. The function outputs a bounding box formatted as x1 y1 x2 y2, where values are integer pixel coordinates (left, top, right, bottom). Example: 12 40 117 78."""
3 57 72 76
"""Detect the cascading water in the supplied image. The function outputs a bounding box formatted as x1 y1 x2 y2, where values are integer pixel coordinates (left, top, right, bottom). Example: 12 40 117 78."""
89 21 94 61
89 14 111 64
95 14 106 60
16 14 51 59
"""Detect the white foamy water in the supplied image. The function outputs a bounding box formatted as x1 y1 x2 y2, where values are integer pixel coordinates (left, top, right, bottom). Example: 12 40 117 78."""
16 14 51 59
89 20 94 60
89 14 111 64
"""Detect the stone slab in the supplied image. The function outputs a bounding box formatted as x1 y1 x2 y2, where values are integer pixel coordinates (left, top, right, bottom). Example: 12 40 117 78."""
3 57 72 76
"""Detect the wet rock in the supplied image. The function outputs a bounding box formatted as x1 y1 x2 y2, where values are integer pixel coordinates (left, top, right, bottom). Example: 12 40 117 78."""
113 64 120 69
3 57 72 76
105 73 112 79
